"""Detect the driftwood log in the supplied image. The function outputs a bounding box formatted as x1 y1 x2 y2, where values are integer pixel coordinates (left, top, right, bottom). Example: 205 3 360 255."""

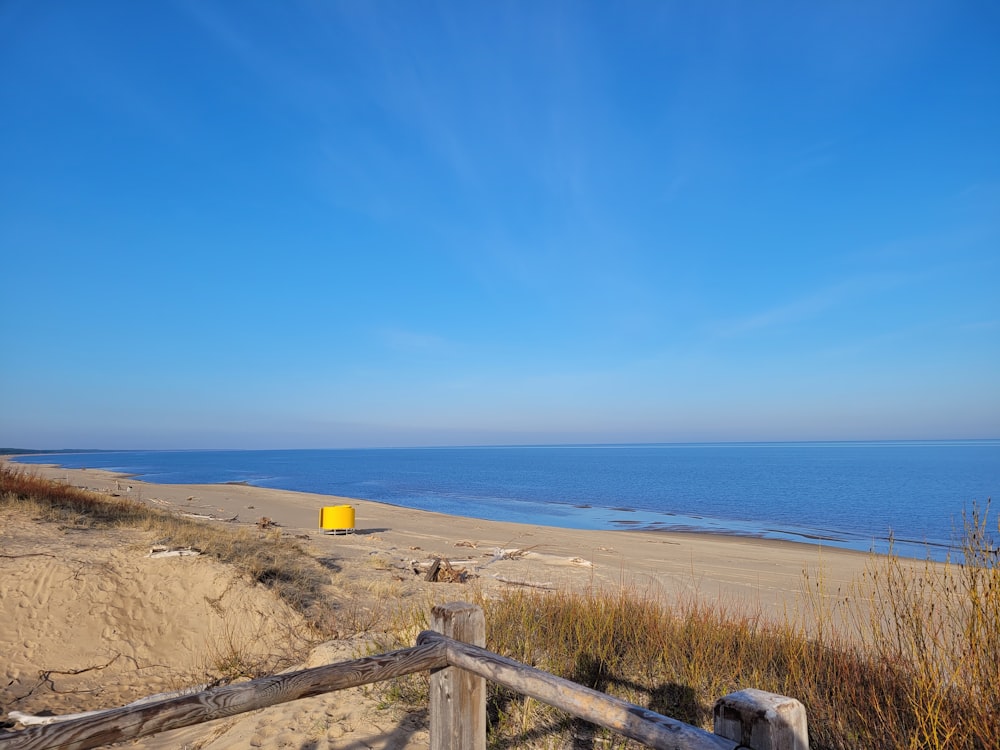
0 643 447 750
423 558 468 583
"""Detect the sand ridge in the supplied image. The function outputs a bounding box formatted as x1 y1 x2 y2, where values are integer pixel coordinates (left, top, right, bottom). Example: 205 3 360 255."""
0 507 309 714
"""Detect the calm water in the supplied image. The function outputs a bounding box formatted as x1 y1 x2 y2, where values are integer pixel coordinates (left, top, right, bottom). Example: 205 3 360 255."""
14 441 999 560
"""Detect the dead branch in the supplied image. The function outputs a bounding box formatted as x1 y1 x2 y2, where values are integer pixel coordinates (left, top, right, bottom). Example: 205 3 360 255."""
492 575 554 590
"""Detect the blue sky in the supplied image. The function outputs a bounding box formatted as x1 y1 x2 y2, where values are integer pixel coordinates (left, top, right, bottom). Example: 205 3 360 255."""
1 1 998 449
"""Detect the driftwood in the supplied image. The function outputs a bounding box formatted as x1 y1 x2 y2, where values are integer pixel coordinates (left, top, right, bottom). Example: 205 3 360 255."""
424 558 469 583
486 547 527 564
179 512 239 522
0 554 57 560
487 547 592 568
147 546 200 559
0 643 447 750
491 575 553 589
8 685 209 726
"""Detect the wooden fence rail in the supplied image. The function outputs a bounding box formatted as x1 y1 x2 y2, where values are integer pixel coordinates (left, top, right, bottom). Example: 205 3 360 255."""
0 643 447 750
0 602 808 750
419 630 734 750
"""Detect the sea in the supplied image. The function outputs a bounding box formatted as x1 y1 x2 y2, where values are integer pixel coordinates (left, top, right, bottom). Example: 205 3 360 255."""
12 441 999 561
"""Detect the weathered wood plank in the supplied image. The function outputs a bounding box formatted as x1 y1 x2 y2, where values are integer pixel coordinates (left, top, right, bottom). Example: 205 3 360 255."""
418 631 737 750
424 557 442 581
714 689 809 750
0 642 447 750
429 602 486 750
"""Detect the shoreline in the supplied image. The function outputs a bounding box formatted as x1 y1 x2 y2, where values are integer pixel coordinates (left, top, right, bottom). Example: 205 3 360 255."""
5 453 950 561
3 455 866 552
3 457 878 620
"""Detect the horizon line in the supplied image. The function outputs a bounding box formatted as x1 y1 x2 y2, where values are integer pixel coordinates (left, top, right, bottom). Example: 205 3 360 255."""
5 437 999 455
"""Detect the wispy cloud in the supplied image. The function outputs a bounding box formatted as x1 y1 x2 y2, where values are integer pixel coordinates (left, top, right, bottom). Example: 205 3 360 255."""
958 318 1000 332
716 285 848 337
777 140 839 180
320 3 484 189
377 326 452 353
176 0 333 112
713 273 909 338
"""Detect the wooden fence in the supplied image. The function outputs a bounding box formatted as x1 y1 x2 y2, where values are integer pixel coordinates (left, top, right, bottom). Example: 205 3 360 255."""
0 602 808 750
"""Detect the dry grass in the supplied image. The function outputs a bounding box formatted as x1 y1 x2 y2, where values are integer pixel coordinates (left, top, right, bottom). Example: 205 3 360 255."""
5 465 996 749
369 506 998 750
848 503 999 750
477 503 998 750
204 598 313 682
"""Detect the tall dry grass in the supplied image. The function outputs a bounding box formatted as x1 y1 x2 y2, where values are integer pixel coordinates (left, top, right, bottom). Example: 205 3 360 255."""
848 503 999 750
476 503 997 750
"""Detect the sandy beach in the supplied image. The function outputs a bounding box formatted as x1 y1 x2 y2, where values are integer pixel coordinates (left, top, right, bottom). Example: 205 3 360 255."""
1 459 876 748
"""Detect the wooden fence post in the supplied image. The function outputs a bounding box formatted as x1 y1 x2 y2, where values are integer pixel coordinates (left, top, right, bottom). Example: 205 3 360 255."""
429 602 486 750
713 689 809 750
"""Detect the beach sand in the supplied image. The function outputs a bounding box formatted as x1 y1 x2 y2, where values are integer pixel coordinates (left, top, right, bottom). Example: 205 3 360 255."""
1 460 875 748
